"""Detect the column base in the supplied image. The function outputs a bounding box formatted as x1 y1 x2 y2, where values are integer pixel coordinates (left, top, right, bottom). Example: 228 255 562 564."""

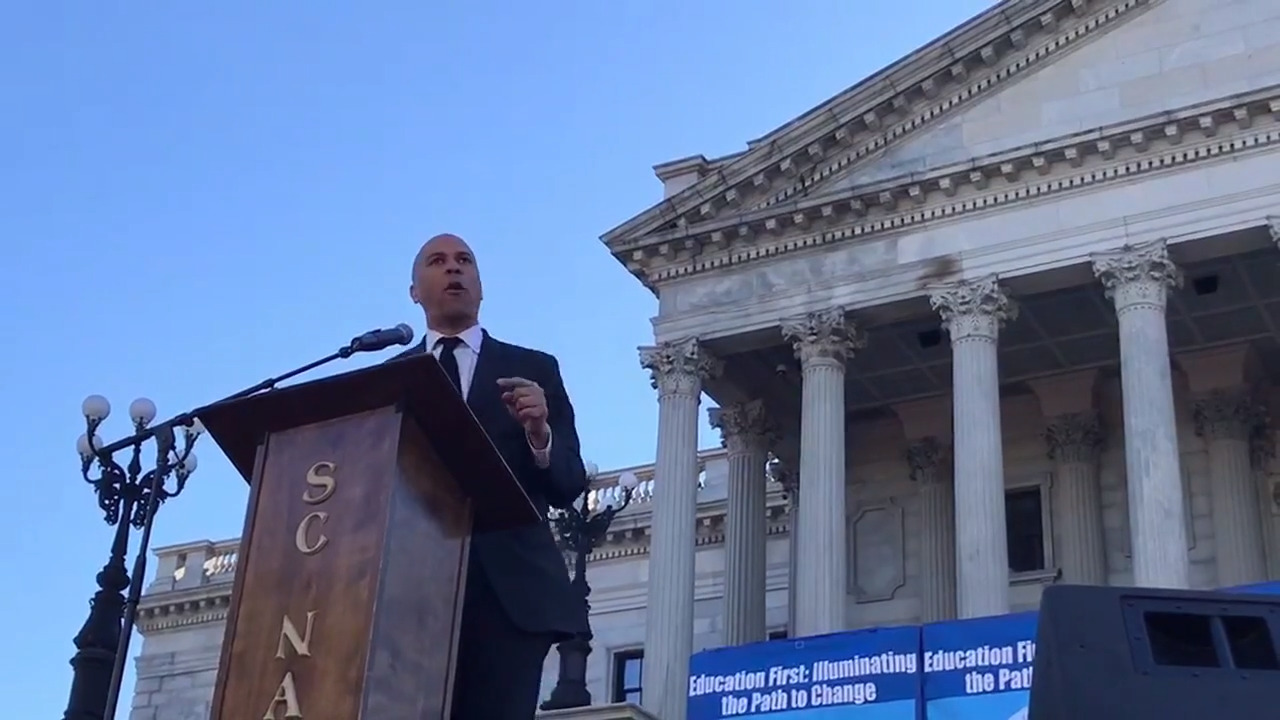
539 703 660 720
540 636 593 711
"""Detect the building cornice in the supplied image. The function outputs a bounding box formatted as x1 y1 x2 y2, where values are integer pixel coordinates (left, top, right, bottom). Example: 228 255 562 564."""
634 88 1280 292
602 0 1156 280
137 589 232 634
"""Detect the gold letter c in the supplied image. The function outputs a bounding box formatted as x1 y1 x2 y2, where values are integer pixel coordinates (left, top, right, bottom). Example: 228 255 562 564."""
294 511 329 555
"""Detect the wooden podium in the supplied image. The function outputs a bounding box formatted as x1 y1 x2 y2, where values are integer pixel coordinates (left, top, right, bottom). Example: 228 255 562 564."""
198 353 538 720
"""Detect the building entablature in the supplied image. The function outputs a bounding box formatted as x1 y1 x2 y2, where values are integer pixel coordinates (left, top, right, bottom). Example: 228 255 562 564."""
601 0 1159 288
642 91 1278 292
648 122 1280 345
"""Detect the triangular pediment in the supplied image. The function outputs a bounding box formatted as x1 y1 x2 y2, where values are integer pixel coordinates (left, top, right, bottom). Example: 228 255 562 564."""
811 0 1277 200
603 0 1177 252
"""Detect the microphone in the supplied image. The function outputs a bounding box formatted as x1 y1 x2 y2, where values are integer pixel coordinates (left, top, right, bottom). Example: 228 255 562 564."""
347 323 415 353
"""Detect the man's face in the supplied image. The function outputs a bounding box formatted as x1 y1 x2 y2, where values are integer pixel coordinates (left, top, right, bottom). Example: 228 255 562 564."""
409 233 483 325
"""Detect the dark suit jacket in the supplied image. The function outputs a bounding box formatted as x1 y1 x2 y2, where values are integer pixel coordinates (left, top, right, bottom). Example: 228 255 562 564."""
393 331 590 639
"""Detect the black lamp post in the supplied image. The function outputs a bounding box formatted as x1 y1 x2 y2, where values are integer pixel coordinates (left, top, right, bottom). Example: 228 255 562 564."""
64 394 201 720
541 467 639 710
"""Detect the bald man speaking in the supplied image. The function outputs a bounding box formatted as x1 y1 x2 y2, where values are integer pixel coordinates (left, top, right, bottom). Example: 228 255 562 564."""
394 233 590 719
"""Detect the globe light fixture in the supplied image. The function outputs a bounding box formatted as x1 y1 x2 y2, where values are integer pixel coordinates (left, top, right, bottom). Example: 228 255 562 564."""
127 397 157 428
81 394 111 422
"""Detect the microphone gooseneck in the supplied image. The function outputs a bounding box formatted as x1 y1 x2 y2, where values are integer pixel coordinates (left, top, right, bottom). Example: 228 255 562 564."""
347 323 416 354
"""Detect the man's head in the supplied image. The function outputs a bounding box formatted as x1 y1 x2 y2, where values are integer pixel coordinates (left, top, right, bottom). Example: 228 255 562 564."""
409 233 483 334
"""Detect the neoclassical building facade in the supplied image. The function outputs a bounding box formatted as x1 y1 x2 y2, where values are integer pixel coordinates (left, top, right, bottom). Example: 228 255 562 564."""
128 0 1280 718
603 0 1280 716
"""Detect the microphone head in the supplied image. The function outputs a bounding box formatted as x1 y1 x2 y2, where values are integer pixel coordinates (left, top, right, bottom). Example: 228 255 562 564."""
394 323 415 346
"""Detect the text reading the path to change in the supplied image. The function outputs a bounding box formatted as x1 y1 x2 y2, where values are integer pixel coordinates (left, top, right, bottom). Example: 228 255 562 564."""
689 650 917 716
924 640 1036 695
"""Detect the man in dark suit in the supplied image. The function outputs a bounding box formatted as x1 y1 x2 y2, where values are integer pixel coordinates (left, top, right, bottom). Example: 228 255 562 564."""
394 232 590 719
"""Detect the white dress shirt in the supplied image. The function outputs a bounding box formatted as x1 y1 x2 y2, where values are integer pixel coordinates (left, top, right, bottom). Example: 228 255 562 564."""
426 324 552 469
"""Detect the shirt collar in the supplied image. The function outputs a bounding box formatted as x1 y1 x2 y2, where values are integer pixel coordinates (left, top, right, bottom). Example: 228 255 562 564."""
426 324 484 353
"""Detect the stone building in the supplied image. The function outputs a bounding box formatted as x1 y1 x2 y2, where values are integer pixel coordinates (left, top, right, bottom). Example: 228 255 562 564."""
129 0 1280 718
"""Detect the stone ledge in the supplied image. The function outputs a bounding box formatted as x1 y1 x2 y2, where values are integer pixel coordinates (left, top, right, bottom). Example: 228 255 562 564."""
539 703 658 720
1011 567 1061 587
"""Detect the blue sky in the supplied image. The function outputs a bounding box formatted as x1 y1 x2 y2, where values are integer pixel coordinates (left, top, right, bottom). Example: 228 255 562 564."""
0 1 994 714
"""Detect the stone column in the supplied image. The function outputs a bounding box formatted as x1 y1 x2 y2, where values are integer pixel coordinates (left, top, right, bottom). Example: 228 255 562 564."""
1180 343 1267 587
893 397 956 623
929 276 1015 618
1195 390 1267 585
1029 370 1107 586
638 338 721 720
909 438 957 622
710 399 774 646
1045 413 1107 583
781 307 863 637
768 442 800 634
771 458 801 635
1092 239 1189 588
1253 394 1278 577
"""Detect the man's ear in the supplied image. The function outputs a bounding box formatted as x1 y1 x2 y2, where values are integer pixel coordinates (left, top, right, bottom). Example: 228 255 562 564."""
409 283 419 304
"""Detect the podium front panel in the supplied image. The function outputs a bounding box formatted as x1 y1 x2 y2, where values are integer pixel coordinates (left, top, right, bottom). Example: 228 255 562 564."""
210 406 471 720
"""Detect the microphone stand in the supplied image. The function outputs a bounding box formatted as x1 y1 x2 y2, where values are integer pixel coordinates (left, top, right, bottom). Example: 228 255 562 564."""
94 346 354 458
99 342 370 720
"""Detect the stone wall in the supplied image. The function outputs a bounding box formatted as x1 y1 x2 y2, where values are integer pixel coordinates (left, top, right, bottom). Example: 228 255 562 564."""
129 623 223 720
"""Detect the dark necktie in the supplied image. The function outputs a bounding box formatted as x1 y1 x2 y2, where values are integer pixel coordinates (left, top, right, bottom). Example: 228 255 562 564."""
436 336 464 394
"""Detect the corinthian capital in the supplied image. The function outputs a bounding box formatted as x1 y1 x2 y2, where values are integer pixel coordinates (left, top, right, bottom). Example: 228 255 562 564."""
906 437 948 484
1252 418 1274 472
928 275 1017 342
709 399 774 454
780 307 865 366
1043 411 1103 464
639 338 722 398
1091 239 1182 313
1193 389 1263 442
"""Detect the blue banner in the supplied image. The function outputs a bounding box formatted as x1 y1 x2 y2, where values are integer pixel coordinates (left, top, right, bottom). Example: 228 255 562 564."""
687 626 922 720
921 612 1037 720
682 582 1279 720
1224 580 1280 595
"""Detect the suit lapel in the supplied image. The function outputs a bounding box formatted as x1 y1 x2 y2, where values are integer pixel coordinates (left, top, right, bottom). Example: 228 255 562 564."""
468 331 503 419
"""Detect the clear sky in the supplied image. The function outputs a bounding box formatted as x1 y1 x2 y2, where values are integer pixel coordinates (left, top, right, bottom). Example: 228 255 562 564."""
0 1 994 714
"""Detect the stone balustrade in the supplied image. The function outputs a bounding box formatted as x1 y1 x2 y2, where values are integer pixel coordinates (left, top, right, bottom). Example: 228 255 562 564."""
583 461 708 512
146 538 240 592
